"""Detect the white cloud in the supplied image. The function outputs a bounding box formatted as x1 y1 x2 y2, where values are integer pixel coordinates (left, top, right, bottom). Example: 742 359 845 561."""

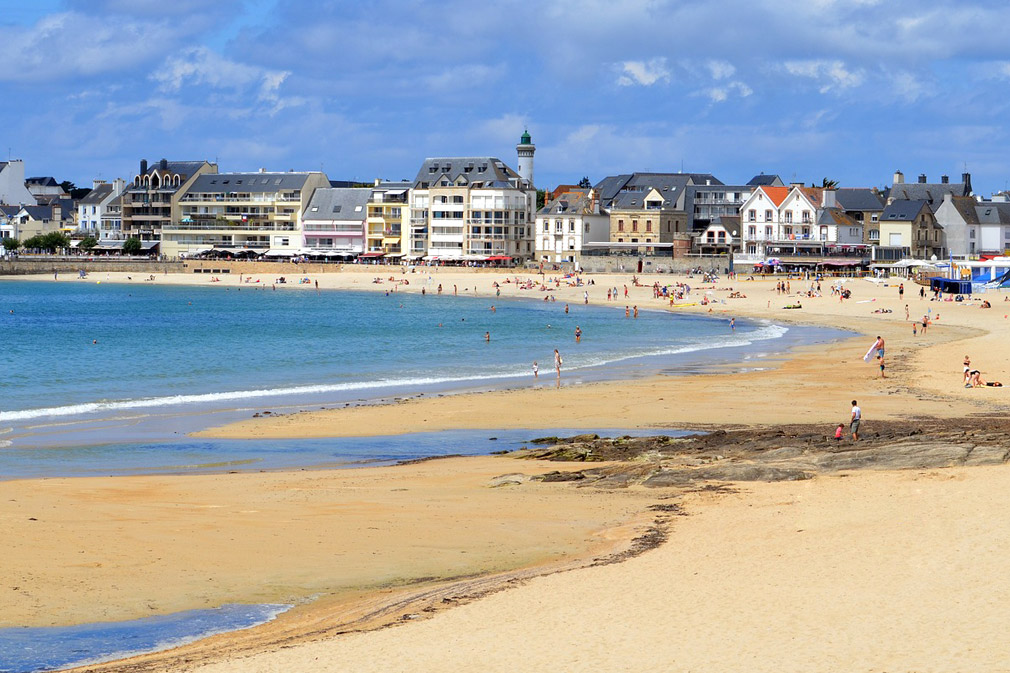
887 70 929 103
702 81 752 103
150 47 298 114
616 58 670 87
706 60 736 81
784 59 864 93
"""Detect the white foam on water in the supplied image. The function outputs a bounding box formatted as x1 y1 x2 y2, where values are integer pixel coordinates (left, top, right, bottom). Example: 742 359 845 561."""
0 322 790 424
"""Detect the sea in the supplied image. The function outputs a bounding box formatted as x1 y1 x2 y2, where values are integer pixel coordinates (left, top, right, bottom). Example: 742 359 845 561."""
0 278 849 474
0 277 850 671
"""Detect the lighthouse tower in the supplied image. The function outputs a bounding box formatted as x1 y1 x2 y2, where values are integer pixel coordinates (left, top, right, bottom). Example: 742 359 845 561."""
516 129 535 188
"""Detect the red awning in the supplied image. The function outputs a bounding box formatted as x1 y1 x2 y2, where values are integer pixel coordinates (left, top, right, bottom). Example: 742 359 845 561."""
486 255 512 261
359 252 386 258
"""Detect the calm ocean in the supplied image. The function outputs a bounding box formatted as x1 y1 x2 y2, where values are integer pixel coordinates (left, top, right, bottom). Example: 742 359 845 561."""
0 279 846 471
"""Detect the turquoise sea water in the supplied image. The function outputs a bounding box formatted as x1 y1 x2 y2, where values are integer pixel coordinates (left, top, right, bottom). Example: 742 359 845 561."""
0 279 846 458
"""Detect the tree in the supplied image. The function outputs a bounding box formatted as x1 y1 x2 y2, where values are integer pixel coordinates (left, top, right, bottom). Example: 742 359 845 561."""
578 176 592 189
60 180 91 200
536 188 547 210
2 237 19 253
79 236 98 252
821 178 839 189
41 232 70 252
21 235 41 250
122 237 143 255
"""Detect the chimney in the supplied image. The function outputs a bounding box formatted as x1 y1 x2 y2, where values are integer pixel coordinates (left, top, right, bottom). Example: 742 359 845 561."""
893 170 904 184
140 159 148 175
159 158 168 170
823 189 836 208
918 174 927 184
93 179 105 189
259 167 266 173
962 172 972 194
941 174 949 184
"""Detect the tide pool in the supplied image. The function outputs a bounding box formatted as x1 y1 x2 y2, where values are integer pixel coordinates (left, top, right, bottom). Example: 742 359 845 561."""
0 604 290 673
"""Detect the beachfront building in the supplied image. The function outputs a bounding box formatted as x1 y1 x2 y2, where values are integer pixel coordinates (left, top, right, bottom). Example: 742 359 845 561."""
692 215 741 256
25 176 67 202
738 185 830 265
301 187 370 257
164 170 330 258
121 159 218 245
410 156 534 262
590 172 717 257
0 160 37 206
879 199 946 260
535 190 610 265
834 188 885 244
365 181 410 260
886 170 972 209
934 193 981 257
76 179 126 237
7 205 59 240
684 182 755 233
101 195 124 241
972 199 1010 256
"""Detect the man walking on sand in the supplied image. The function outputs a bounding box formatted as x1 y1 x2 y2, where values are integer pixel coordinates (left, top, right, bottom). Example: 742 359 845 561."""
850 400 861 440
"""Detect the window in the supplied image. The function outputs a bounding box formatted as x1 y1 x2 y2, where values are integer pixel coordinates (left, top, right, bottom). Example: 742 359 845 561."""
802 210 811 224
784 211 793 224
632 220 638 232
869 229 880 241
646 221 652 232
618 220 624 232
748 225 756 237
764 209 773 221
765 226 773 238
452 196 463 204
569 221 575 232
748 209 756 222
871 214 879 222
543 222 548 232
969 229 976 239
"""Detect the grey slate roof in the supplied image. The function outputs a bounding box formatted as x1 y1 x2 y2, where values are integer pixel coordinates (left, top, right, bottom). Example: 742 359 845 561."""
747 174 784 186
834 188 884 212
79 183 113 205
412 157 521 189
539 192 593 216
610 189 678 209
887 182 968 208
188 172 315 193
816 207 860 227
946 196 980 224
593 172 720 208
303 188 370 221
19 205 53 220
25 176 60 187
0 204 19 217
881 199 929 221
143 160 209 178
975 202 1010 224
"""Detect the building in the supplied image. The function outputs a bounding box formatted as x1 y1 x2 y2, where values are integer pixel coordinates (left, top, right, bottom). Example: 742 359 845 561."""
738 185 826 263
834 188 885 244
101 195 124 242
410 155 534 262
121 159 218 243
684 183 754 233
301 187 371 256
972 200 1010 256
879 199 945 259
0 160 37 206
746 174 785 188
365 181 410 258
693 215 741 256
163 170 330 258
934 193 981 257
76 179 126 238
886 171 971 209
535 190 609 265
25 176 67 201
9 205 59 240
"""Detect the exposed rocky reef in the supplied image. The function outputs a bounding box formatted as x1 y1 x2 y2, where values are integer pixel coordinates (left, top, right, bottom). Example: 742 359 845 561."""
511 417 1010 488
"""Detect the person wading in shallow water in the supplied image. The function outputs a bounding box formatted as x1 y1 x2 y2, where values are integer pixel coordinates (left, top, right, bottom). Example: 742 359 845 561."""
554 349 563 379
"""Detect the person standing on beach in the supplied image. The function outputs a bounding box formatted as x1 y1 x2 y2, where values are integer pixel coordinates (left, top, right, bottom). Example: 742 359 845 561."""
574 326 582 343
583 290 589 305
554 349 563 378
850 400 861 440
532 361 539 378
899 283 904 300
905 304 910 320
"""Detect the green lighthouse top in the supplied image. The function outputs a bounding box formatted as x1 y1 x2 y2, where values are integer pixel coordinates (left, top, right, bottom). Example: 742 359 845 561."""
520 129 532 145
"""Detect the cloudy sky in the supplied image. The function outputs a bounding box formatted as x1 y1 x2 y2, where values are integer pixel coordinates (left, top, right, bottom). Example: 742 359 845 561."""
5 0 1010 194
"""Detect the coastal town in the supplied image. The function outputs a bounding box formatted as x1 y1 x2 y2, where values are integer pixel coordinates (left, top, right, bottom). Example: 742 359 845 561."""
2 132 1009 282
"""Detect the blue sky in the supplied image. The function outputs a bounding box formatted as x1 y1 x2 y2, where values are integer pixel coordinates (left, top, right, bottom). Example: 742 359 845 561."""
5 0 1010 194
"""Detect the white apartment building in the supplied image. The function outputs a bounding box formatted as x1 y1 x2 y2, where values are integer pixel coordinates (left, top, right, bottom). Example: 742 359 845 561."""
77 179 126 237
535 191 610 265
739 185 824 261
0 160 37 206
410 156 534 261
301 187 371 256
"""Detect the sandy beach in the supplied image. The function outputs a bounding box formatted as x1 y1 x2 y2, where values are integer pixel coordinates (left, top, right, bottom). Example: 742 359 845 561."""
5 266 1010 672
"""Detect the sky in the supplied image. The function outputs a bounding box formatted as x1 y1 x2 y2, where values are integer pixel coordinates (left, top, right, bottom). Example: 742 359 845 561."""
5 0 1010 195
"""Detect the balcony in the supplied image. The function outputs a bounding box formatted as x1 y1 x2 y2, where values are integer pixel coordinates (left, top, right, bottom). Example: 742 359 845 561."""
167 221 296 232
